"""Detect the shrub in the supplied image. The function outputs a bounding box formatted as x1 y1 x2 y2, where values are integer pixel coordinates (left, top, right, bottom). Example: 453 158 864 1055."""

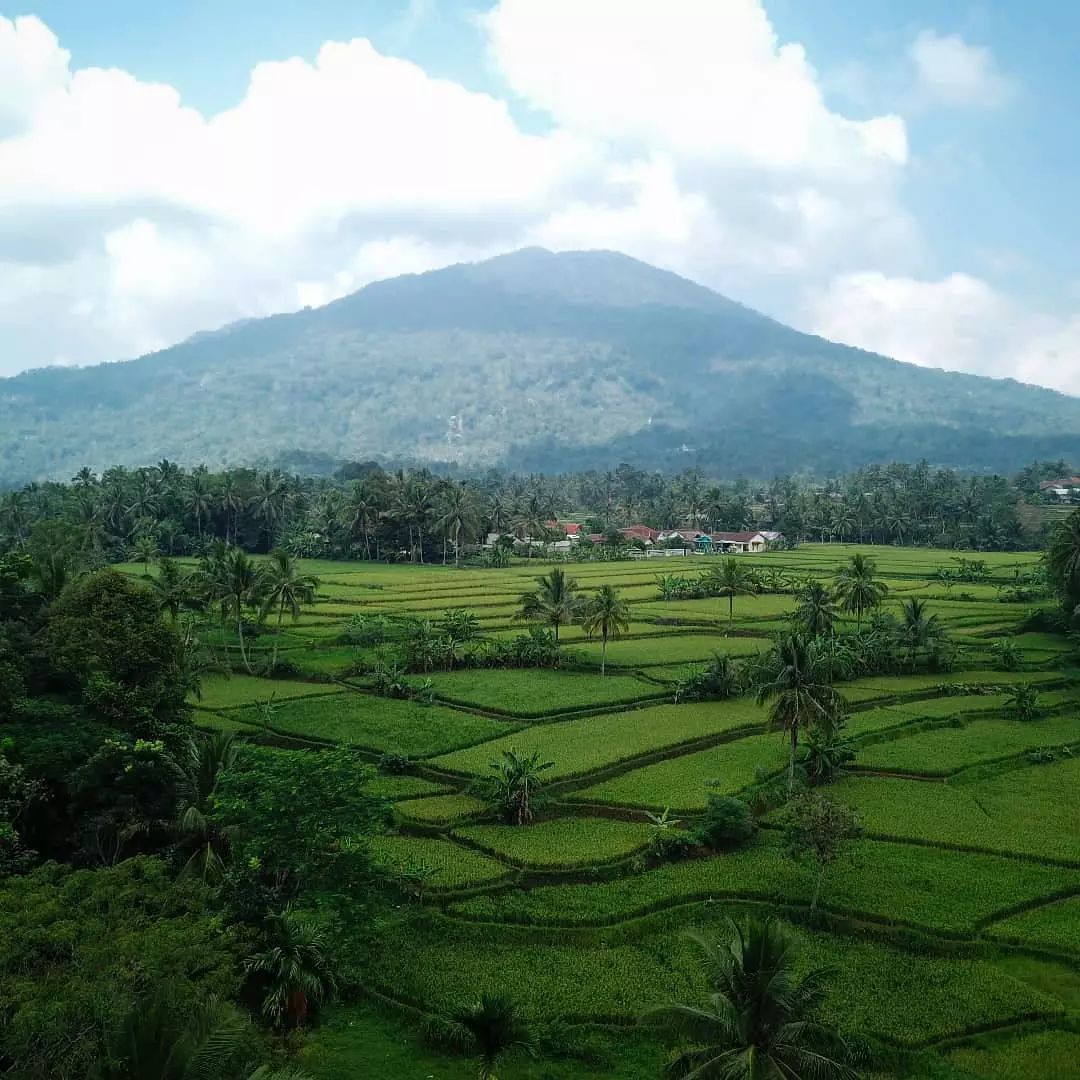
693 795 755 851
378 751 414 774
673 653 742 702
1007 683 1043 722
645 807 692 860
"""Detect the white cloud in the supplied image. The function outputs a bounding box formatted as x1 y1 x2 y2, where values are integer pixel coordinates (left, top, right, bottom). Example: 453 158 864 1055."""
0 3 1051 396
909 30 1016 109
804 271 1080 394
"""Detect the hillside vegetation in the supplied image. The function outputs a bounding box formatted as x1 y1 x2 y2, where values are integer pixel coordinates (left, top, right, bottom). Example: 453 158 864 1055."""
5 248 1080 481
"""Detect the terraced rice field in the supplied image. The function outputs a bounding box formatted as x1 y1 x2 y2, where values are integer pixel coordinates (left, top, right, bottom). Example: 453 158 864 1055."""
172 543 1080 1078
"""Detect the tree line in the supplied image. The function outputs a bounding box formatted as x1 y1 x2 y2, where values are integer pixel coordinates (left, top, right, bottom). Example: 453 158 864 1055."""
1 456 1071 569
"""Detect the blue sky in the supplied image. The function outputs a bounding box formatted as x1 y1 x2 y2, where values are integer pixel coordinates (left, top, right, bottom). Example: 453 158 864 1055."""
3 0 1079 390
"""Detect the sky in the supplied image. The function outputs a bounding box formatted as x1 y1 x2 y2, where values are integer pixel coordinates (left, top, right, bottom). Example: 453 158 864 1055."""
2 0 1080 393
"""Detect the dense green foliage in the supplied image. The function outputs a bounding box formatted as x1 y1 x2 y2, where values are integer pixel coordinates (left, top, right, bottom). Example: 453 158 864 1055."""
2 482 1078 1080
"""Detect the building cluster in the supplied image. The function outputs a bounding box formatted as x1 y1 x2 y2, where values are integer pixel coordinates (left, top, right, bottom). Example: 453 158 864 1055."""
539 522 783 556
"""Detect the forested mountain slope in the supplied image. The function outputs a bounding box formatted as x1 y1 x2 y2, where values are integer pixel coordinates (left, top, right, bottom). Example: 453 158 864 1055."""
3 247 1080 481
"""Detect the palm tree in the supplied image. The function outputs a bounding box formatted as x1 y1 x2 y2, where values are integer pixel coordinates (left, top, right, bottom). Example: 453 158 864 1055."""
259 549 319 672
435 483 481 566
100 993 253 1080
581 584 632 675
642 918 862 1080
483 748 554 826
185 472 214 541
450 994 535 1080
151 557 198 621
793 581 839 638
1046 509 1080 610
834 553 888 628
175 730 237 883
703 558 758 622
897 597 944 671
250 472 288 548
208 547 265 673
345 481 380 560
218 473 245 545
511 494 549 558
244 909 338 1028
133 532 159 574
517 567 583 644
756 634 846 793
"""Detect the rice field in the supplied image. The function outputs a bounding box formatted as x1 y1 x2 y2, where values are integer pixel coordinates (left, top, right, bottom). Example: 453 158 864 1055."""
171 542 1079 1078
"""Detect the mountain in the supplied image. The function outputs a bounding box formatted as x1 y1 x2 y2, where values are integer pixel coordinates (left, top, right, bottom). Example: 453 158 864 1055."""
4 247 1080 482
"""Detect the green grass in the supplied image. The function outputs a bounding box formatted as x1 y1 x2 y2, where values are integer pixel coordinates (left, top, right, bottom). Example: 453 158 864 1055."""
841 669 1062 698
987 895 1080 955
831 757 1080 863
575 732 787 810
192 673 340 710
395 792 489 825
425 668 666 716
364 775 452 801
857 714 1080 775
368 913 1052 1040
947 1030 1080 1079
634 593 797 623
430 700 768 781
448 837 1080 934
570 633 768 667
845 694 1017 737
454 817 654 868
230 692 517 757
370 834 510 889
299 1002 666 1080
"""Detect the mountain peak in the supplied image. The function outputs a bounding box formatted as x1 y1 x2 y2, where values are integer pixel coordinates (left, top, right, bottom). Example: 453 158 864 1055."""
454 246 737 312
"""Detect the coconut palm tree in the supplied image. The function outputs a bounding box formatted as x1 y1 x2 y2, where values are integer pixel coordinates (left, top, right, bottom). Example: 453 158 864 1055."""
345 480 380 560
435 483 481 566
833 553 888 628
151 557 199 622
185 472 214 541
133 533 159 574
259 549 319 672
1046 509 1080 611
208 547 265 673
641 918 862 1080
249 472 289 548
510 494 549 558
581 584 632 675
793 581 839 638
517 567 583 644
703 558 758 622
244 909 338 1028
756 634 846 793
450 994 535 1080
218 472 245 545
896 597 944 671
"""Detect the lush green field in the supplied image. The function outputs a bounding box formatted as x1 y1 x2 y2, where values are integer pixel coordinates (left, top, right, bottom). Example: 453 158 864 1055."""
987 896 1080 954
455 816 654 868
229 691 517 757
169 543 1078 1078
831 757 1080 863
576 732 789 809
430 699 768 781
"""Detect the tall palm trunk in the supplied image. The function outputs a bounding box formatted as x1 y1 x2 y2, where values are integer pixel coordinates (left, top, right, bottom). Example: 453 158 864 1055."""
271 601 285 672
601 630 608 676
235 603 251 674
788 724 798 794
